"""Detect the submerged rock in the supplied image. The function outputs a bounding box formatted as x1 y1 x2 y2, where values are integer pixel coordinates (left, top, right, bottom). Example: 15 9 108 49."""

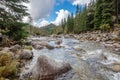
73 46 86 53
32 55 71 80
19 50 33 60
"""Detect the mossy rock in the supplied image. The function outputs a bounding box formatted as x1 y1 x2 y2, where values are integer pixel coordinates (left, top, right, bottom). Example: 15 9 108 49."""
23 46 33 50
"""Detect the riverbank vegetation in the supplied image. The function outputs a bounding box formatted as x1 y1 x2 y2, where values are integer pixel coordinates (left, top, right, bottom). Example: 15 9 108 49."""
0 0 30 46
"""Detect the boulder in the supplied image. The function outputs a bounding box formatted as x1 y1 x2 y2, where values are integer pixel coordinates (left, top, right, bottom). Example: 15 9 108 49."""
32 55 71 80
34 45 44 50
106 62 120 72
19 50 33 60
46 44 54 50
9 44 21 53
112 30 120 39
109 64 120 72
55 40 62 45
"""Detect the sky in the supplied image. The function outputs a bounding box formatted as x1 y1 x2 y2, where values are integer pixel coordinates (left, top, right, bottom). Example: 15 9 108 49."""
24 0 91 27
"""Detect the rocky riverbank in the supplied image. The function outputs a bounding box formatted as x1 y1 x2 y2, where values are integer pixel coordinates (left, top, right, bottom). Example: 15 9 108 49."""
64 28 120 55
0 27 120 80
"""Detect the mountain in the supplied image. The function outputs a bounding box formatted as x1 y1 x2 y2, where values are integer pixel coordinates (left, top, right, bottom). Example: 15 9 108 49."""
40 23 57 34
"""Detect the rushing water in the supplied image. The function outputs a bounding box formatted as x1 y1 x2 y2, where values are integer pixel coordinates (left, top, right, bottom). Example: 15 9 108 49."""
21 36 120 80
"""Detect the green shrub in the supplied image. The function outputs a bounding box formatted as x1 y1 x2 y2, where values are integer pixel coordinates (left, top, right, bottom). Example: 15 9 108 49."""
100 24 111 31
1 61 17 77
7 22 28 41
114 24 120 27
0 52 17 78
0 52 12 66
35 32 41 35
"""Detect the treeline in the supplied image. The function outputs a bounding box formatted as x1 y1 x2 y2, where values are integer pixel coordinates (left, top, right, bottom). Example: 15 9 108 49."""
53 0 120 34
0 0 30 45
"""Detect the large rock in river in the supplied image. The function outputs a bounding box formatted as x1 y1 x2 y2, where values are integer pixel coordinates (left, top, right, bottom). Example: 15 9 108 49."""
32 55 71 80
9 44 21 53
19 49 33 60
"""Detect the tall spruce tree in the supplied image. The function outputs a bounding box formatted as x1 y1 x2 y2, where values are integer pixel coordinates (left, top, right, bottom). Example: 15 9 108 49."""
115 0 120 24
86 0 95 29
101 0 114 25
94 0 103 29
0 0 29 26
66 14 74 33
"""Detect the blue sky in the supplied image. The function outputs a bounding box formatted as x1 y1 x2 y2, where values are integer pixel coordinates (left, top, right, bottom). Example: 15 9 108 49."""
25 0 91 27
46 0 76 22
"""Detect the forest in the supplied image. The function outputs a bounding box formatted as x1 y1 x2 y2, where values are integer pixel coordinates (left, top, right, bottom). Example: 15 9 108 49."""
52 0 120 34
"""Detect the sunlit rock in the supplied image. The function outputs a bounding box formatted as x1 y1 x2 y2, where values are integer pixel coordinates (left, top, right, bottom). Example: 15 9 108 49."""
46 44 55 50
32 55 71 80
19 50 33 60
9 44 21 53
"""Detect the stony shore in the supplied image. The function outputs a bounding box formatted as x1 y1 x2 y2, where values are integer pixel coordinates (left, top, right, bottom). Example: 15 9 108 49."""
0 27 120 80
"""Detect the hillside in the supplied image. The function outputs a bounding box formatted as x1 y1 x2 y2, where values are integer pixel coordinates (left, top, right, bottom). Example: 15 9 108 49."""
40 23 57 34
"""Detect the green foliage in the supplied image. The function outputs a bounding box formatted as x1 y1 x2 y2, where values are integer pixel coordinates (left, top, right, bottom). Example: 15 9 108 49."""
0 52 17 78
94 0 103 29
0 0 29 42
66 14 74 33
100 24 110 31
94 0 114 29
101 0 114 25
0 52 12 66
7 22 28 41
40 23 57 35
0 0 29 27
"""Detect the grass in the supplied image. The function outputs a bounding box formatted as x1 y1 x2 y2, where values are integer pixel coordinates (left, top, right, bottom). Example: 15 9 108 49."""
0 51 17 79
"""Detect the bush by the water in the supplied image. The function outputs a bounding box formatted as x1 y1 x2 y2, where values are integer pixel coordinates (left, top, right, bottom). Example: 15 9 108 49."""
7 22 28 41
100 24 111 31
0 52 17 79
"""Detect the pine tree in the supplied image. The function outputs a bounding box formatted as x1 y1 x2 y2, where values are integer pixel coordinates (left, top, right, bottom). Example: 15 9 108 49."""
0 0 29 41
86 0 95 29
66 14 74 33
94 0 103 29
0 0 29 26
101 0 114 25
115 0 120 24
61 19 66 33
74 5 82 34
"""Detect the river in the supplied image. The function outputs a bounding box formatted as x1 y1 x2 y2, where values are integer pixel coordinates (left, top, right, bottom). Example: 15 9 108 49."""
20 36 120 80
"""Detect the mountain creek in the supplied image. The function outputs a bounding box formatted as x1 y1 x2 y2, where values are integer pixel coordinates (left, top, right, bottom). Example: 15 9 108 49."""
17 33 120 80
0 31 120 80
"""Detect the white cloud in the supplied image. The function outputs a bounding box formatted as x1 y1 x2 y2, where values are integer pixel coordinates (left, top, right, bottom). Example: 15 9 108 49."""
39 19 50 27
72 0 90 5
33 9 70 27
29 0 55 20
33 19 50 27
52 9 70 25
